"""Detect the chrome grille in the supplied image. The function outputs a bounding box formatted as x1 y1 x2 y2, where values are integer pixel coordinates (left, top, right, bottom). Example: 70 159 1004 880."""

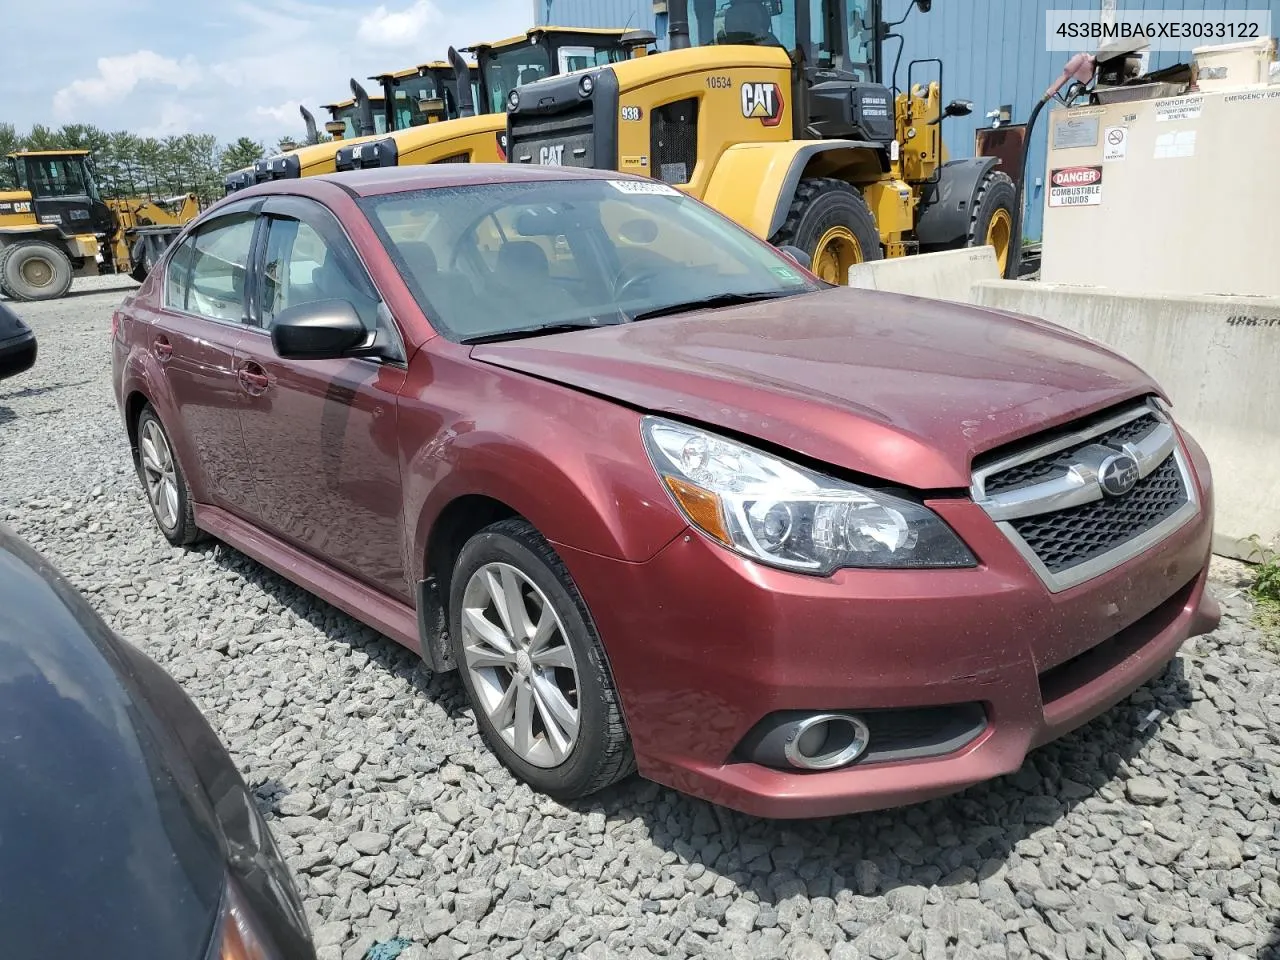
972 401 1199 592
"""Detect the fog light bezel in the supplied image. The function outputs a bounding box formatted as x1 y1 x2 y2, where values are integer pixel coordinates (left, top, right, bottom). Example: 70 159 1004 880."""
783 713 871 770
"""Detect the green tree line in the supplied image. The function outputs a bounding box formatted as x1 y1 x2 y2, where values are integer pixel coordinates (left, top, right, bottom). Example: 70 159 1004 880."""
0 122 276 204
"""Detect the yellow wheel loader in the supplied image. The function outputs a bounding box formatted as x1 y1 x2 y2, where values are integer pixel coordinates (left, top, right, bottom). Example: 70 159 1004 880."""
1 150 198 302
225 27 657 195
374 60 482 132
503 0 1017 281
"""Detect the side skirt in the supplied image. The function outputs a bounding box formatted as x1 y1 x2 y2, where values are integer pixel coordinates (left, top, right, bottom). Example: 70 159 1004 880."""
193 504 421 655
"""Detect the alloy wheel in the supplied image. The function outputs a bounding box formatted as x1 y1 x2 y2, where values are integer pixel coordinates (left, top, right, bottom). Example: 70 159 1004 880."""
460 561 581 768
139 419 180 532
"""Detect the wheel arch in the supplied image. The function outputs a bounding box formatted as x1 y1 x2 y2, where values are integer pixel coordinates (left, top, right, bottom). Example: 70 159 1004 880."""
699 140 887 242
913 156 1002 247
405 418 686 671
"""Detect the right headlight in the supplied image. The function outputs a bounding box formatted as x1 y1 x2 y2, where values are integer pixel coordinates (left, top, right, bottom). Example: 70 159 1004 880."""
641 417 976 575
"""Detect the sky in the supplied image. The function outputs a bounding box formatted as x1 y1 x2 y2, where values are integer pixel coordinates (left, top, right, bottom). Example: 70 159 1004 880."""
3 0 533 143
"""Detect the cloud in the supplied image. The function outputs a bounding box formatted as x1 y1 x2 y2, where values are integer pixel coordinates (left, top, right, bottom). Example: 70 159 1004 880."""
53 50 199 119
357 0 440 48
255 100 307 126
137 100 200 138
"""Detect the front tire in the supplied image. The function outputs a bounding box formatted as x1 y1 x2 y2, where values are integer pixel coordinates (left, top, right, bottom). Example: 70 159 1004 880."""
449 518 634 800
135 404 203 547
965 170 1017 276
770 177 883 285
0 241 74 302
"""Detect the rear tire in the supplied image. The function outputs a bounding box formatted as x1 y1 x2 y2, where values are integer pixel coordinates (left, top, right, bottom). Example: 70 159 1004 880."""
449 517 635 800
134 404 203 547
965 170 1016 277
770 177 882 285
0 241 74 302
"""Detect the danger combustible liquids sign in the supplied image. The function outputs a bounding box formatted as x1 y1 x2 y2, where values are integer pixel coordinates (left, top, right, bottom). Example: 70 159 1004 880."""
1048 165 1102 207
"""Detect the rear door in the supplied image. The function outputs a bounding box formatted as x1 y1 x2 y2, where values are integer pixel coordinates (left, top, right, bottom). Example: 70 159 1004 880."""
234 195 411 600
148 206 260 515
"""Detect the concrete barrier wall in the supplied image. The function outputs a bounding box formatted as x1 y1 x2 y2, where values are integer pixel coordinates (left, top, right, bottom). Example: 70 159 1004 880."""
972 280 1280 561
848 246 1000 302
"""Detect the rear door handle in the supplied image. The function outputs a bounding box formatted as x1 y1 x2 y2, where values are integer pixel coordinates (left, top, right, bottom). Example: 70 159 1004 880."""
237 362 270 396
153 336 173 362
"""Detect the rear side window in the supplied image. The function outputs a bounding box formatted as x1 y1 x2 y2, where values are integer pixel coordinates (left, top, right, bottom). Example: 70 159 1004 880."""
184 215 256 324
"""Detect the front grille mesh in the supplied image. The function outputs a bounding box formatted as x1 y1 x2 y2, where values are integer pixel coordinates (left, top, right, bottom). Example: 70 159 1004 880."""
984 413 1160 495
1008 453 1187 573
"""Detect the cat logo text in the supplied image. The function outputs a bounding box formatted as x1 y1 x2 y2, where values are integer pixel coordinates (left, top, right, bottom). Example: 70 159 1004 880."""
740 82 783 126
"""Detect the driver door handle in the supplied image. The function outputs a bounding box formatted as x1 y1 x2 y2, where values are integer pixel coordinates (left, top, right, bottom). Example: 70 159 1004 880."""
237 361 270 396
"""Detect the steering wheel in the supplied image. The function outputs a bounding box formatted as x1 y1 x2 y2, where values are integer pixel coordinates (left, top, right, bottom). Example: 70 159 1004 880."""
613 262 667 302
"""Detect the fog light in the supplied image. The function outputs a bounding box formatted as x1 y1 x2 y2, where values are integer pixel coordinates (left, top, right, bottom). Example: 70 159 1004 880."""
783 714 870 770
508 89 520 111
579 74 594 96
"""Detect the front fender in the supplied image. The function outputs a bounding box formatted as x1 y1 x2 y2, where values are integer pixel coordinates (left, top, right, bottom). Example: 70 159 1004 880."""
914 156 1000 247
399 345 689 584
700 140 887 242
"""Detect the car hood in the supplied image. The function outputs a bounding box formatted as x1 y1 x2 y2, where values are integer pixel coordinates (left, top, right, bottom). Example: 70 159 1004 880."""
472 287 1159 489
0 527 226 958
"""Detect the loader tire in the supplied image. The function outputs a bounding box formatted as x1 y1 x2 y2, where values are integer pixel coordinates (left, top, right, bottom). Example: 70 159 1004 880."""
770 177 882 285
0 241 74 302
965 170 1016 277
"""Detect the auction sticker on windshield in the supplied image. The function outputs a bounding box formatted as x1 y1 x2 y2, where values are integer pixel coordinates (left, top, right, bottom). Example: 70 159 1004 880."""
1048 166 1102 207
608 180 681 196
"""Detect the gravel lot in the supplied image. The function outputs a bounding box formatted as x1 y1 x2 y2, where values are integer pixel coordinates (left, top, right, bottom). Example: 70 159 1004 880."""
3 277 1279 960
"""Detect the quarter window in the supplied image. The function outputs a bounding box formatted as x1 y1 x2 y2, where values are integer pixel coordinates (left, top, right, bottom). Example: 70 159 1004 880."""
164 235 195 311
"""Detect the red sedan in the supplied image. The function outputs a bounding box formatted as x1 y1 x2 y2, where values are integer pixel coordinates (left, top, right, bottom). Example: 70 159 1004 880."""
111 165 1219 818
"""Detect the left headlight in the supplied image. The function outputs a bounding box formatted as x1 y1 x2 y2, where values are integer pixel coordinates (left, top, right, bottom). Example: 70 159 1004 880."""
641 417 976 575
211 876 286 960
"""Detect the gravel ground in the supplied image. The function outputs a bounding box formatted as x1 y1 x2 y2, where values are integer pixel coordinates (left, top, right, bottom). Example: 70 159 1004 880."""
3 277 1279 960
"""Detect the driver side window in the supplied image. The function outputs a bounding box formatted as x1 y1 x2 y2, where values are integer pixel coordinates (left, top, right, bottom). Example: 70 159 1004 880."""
259 216 381 332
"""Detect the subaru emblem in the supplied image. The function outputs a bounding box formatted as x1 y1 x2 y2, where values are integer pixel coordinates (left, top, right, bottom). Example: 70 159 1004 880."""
1098 453 1140 497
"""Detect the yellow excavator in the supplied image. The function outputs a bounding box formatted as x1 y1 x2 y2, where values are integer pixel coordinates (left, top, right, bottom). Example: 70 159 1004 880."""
503 0 1016 281
224 26 656 194
1 150 198 301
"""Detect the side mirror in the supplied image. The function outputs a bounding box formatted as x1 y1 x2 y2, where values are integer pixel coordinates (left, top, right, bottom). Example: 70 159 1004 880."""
778 245 812 270
914 0 932 12
271 299 368 360
944 99 973 118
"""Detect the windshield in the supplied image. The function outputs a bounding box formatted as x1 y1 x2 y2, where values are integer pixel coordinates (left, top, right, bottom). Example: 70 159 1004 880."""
333 105 389 140
359 178 820 342
689 0 876 78
480 42 552 114
28 156 99 200
389 74 443 129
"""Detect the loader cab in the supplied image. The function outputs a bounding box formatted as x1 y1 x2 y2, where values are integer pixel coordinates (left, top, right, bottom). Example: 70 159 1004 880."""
688 0 881 81
375 61 481 130
467 27 644 116
5 151 114 239
322 97 389 140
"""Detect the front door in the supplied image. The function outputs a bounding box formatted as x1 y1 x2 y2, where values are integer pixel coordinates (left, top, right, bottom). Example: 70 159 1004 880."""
147 209 259 515
234 197 411 601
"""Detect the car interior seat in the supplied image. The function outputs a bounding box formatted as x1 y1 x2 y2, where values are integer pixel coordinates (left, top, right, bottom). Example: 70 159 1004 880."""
719 0 780 45
395 240 480 332
496 241 579 316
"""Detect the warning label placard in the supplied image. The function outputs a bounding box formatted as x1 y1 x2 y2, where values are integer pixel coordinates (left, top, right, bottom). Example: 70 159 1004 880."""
1154 95 1202 122
1049 166 1103 207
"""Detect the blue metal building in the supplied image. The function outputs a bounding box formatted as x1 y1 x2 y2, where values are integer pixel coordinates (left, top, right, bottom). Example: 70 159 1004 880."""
535 0 1278 240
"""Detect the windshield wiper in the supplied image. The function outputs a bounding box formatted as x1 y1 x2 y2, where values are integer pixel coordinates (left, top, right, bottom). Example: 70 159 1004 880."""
627 290 795 322
460 320 625 345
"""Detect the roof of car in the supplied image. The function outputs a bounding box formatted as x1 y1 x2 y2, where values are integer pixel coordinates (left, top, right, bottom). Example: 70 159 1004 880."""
309 163 656 197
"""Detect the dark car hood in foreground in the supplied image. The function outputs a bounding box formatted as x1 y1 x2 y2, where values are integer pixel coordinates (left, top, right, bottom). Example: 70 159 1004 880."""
473 286 1158 489
0 526 313 959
